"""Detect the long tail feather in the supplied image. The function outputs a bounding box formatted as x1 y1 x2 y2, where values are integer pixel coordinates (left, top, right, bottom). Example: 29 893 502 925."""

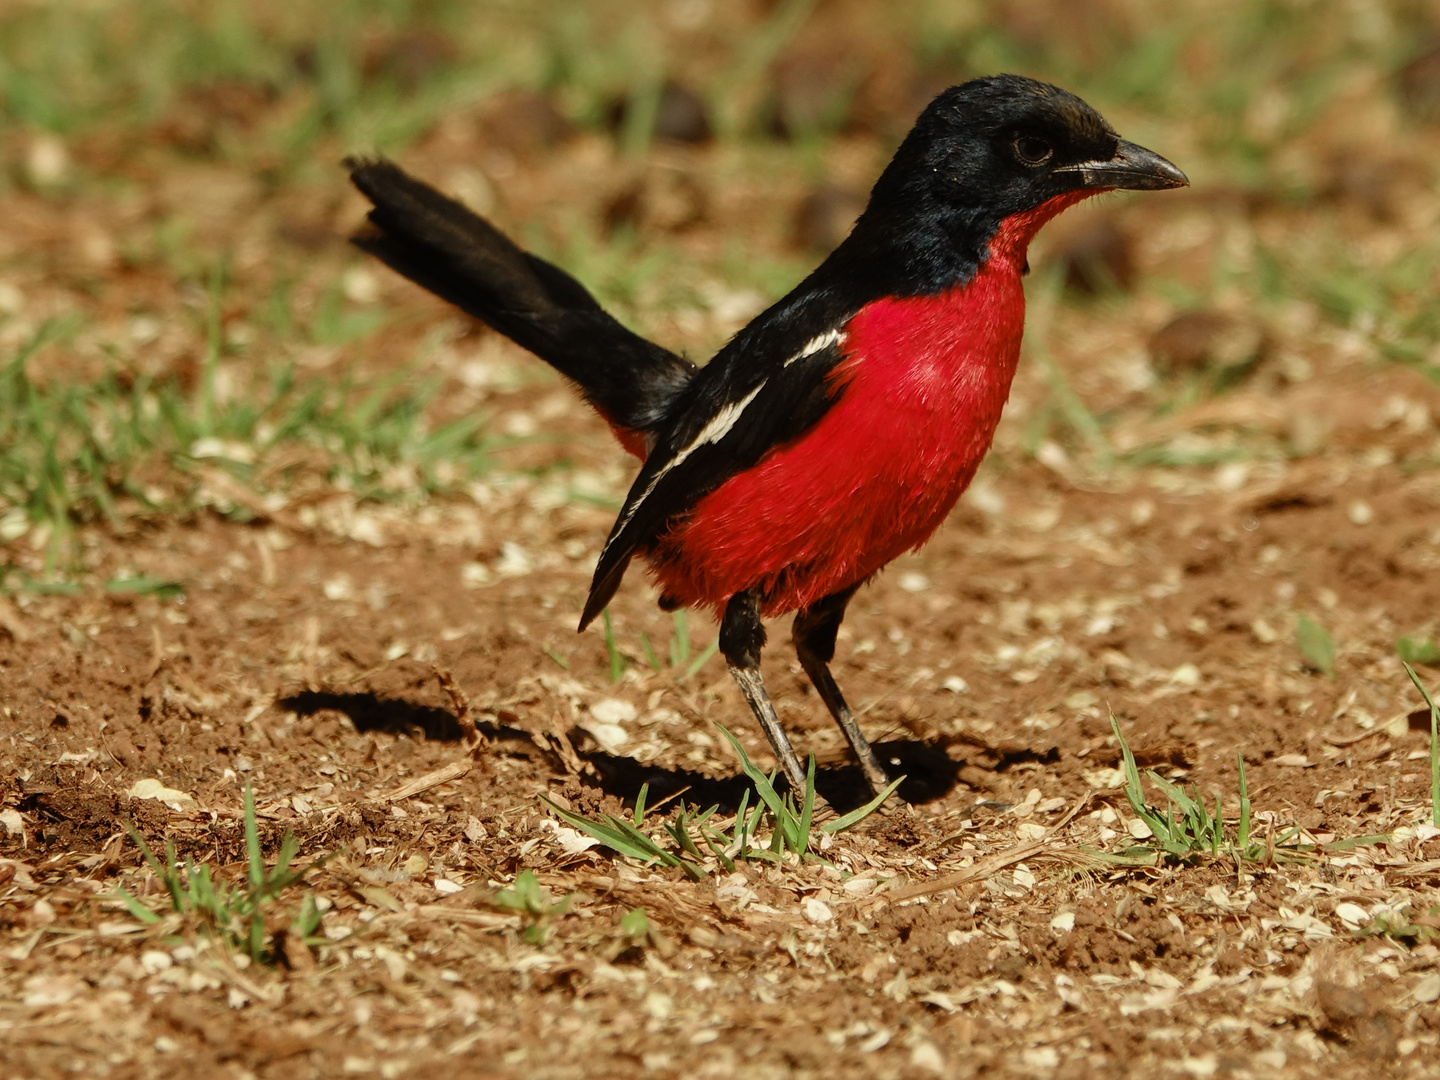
347 157 695 436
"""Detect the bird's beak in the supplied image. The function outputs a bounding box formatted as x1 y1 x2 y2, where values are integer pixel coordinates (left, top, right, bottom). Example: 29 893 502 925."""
1056 138 1189 191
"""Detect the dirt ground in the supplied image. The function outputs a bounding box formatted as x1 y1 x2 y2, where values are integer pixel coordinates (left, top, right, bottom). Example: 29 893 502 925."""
4 3 1440 1078
4 351 1440 1078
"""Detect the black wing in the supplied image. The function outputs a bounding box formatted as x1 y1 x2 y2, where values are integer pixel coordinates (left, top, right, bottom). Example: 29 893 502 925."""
578 327 853 629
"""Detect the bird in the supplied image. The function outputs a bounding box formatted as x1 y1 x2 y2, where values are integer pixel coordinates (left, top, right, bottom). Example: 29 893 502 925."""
346 74 1187 797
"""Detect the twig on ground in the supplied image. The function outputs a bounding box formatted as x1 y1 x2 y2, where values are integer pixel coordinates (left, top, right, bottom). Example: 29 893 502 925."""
383 760 475 802
433 664 483 753
380 668 486 802
881 793 1092 904
883 840 1048 904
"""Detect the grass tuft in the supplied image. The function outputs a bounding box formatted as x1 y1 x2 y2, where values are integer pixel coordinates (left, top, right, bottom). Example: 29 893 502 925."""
1102 716 1385 866
1397 637 1440 667
114 783 327 965
539 722 902 879
0 319 494 572
490 869 571 944
621 609 721 683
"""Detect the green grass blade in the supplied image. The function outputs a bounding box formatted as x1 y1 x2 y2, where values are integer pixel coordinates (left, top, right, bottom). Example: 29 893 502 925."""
243 783 263 891
699 827 736 874
683 639 719 681
539 796 703 878
1397 637 1440 666
539 797 665 861
1212 794 1223 857
1146 770 1201 819
1322 834 1390 851
669 610 690 667
1402 661 1440 828
1111 716 1167 837
633 782 649 827
796 756 816 857
729 788 752 859
714 723 791 832
1296 614 1336 677
666 816 705 861
640 632 661 672
1237 754 1252 853
162 842 186 911
821 775 906 835
124 823 168 882
602 609 625 683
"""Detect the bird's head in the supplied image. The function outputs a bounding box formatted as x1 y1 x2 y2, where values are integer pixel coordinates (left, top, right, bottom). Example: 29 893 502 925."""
855 74 1186 279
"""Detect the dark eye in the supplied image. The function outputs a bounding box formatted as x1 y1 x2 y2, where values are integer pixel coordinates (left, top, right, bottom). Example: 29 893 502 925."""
1013 135 1053 166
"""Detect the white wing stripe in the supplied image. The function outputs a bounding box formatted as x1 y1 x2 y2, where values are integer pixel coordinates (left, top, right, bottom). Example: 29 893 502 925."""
783 328 844 367
602 328 845 561
607 379 769 544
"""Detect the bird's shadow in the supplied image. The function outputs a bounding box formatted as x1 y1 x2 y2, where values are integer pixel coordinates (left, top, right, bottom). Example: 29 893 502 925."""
581 738 960 814
279 690 528 746
280 690 961 814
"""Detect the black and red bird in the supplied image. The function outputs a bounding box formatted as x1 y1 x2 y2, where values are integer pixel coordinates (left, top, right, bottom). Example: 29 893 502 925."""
347 75 1186 796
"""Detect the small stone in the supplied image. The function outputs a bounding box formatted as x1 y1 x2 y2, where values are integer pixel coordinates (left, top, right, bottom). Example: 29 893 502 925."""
1334 902 1370 928
590 698 638 724
26 134 70 188
802 897 834 925
1021 1047 1060 1070
898 571 930 593
652 82 712 143
0 808 23 836
140 950 173 975
1169 663 1201 687
1412 973 1440 1003
909 1039 946 1075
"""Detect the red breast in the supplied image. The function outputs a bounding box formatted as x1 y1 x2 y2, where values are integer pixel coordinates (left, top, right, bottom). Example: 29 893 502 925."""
640 192 1092 616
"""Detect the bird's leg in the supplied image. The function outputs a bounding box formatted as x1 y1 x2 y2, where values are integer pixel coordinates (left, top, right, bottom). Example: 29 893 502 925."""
720 590 808 794
793 587 889 795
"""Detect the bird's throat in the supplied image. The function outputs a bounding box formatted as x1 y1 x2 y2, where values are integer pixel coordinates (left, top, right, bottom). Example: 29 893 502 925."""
984 189 1098 274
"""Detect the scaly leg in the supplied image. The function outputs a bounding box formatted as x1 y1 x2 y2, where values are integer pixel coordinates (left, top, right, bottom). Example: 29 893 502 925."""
720 591 807 793
793 586 889 794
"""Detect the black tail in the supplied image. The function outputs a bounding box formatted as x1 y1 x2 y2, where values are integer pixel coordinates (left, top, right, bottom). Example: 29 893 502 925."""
346 158 695 436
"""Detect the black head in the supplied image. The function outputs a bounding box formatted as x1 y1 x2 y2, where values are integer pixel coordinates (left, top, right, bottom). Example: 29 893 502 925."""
840 74 1185 292
871 74 1185 218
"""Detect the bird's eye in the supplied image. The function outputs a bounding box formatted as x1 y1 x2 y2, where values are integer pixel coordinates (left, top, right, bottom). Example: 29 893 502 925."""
1013 135 1053 166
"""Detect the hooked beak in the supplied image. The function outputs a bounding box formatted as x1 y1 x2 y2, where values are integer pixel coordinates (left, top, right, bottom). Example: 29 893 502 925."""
1056 138 1189 191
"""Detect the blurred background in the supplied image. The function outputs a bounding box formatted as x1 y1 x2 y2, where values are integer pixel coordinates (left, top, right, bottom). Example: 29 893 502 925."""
0 0 1437 570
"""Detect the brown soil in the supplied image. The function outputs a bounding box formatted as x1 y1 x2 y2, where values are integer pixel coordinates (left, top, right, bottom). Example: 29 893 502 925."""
4 367 1440 1077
